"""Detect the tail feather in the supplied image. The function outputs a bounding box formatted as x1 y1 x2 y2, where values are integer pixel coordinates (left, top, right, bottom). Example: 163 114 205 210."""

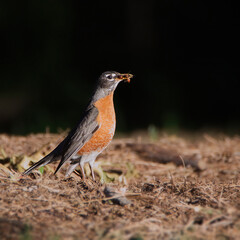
54 158 67 175
23 153 57 175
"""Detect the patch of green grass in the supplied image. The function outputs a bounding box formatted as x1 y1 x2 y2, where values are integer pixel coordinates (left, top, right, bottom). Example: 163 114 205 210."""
148 124 158 141
129 234 144 240
49 235 61 240
39 166 44 174
20 224 32 240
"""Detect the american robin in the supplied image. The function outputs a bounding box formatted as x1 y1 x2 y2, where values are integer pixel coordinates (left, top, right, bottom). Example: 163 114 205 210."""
23 71 133 180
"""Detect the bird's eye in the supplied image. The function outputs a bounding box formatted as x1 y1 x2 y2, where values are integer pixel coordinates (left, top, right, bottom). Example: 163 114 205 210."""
106 74 113 80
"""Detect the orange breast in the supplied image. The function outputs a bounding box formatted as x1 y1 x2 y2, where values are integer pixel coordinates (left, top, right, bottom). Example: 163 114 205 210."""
78 92 116 155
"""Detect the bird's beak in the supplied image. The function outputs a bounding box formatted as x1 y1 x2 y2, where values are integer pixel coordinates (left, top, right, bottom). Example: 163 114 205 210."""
116 73 133 83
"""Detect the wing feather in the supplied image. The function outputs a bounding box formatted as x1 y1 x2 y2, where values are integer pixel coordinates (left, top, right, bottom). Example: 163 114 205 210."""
23 105 99 175
54 106 99 174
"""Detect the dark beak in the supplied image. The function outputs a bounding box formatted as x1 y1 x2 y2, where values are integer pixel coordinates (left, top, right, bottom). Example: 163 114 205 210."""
117 73 133 83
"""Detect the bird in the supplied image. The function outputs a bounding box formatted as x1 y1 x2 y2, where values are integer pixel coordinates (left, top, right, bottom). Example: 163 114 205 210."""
23 71 133 180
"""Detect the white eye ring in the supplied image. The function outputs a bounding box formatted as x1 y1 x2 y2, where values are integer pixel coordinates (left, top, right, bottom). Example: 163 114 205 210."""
106 74 115 81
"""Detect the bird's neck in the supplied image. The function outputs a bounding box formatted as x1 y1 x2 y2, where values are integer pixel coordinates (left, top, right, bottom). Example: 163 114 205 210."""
91 88 114 104
94 91 114 114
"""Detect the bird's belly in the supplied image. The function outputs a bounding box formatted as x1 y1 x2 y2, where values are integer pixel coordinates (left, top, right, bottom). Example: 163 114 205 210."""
78 92 116 155
78 121 115 154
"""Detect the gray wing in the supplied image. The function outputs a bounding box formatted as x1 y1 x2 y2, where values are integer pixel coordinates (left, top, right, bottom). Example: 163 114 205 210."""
23 105 99 175
54 105 99 174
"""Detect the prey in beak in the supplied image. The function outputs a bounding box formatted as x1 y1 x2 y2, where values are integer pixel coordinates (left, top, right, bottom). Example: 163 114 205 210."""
117 73 133 83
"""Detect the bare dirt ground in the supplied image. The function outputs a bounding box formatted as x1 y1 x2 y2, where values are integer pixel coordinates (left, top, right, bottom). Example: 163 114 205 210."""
0 133 240 240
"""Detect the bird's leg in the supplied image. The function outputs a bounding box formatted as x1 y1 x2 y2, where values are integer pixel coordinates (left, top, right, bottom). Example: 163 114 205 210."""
89 162 95 181
65 162 79 178
79 161 86 180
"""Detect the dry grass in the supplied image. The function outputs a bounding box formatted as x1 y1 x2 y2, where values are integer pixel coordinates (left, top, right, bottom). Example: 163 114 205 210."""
0 133 240 239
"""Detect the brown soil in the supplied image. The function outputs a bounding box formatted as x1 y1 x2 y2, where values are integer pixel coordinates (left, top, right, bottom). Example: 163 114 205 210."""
0 133 240 240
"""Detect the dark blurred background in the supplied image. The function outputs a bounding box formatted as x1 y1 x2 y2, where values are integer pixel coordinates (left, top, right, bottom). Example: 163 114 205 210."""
0 1 240 134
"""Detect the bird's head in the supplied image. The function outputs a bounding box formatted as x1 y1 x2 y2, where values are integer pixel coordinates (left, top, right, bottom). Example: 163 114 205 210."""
98 71 133 91
91 71 133 103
